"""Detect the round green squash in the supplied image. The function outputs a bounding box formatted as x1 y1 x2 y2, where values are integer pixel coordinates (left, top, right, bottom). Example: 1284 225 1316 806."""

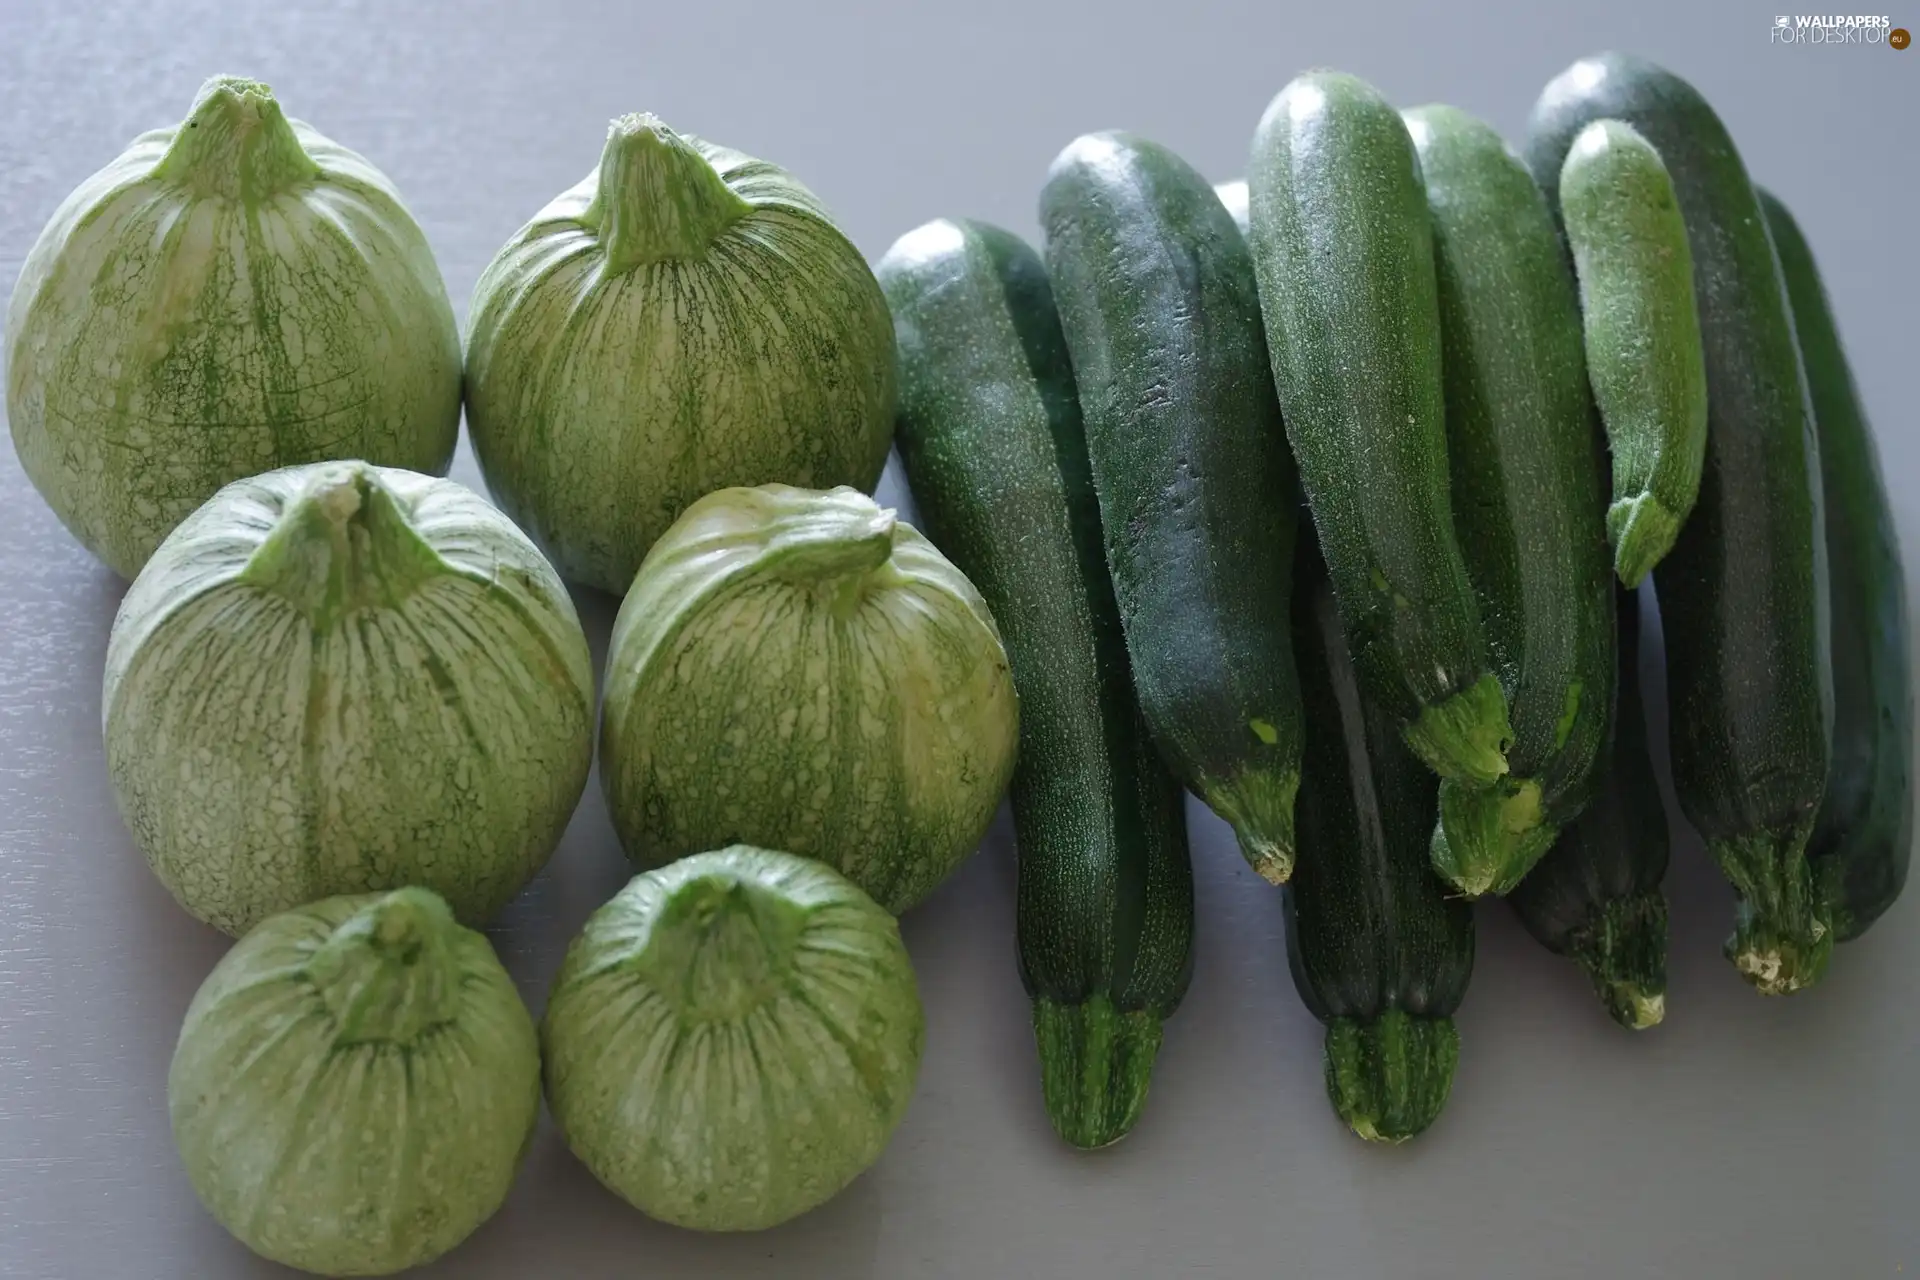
463 113 897 594
4 75 460 580
542 846 925 1231
599 484 1019 913
104 461 594 936
170 887 540 1275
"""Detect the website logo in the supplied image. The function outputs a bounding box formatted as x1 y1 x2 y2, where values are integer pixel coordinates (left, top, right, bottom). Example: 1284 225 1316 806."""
1769 13 1905 44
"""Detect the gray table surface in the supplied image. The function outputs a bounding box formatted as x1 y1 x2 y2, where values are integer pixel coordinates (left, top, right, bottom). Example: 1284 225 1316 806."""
3 1 1916 1276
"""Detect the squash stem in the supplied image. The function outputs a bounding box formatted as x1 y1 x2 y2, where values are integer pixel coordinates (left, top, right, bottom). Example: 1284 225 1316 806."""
1567 888 1669 1029
588 113 751 274
239 463 450 627
151 75 319 202
1608 493 1685 589
1323 1009 1458 1143
1031 994 1165 1150
1712 826 1833 995
307 888 463 1046
1204 765 1299 885
1402 673 1514 786
1430 776 1553 897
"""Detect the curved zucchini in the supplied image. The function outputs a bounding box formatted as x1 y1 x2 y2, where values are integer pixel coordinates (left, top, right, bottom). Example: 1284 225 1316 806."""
1285 524 1474 1143
1528 54 1833 994
1247 71 1514 791
1559 119 1708 587
1761 188 1912 943
1039 132 1305 883
879 218 1194 1149
1509 583 1670 1029
1405 105 1616 897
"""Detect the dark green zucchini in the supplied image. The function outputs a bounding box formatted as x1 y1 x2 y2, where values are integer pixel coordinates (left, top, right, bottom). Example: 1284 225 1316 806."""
1559 119 1708 588
1509 583 1670 1029
1404 104 1616 897
878 218 1194 1149
1528 54 1834 994
1285 521 1474 1143
1761 188 1912 943
1039 131 1305 884
1247 71 1514 792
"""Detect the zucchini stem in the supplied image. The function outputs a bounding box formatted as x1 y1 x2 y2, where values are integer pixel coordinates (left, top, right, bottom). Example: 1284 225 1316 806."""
1402 673 1514 786
1566 888 1669 1029
1711 827 1834 995
1031 994 1165 1150
1323 1009 1458 1144
1430 776 1553 897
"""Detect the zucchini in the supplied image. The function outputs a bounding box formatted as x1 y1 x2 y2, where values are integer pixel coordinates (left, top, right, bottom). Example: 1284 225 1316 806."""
1559 119 1709 587
1404 104 1616 897
1761 188 1912 942
1508 583 1670 1030
1527 54 1834 994
1285 522 1474 1143
1247 71 1515 792
878 218 1194 1149
1039 132 1306 883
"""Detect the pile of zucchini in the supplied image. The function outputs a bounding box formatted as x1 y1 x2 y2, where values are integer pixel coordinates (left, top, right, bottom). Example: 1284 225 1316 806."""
882 52 1911 1147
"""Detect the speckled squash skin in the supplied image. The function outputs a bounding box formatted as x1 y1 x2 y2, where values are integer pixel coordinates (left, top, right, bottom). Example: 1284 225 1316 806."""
463 114 897 594
1404 105 1616 898
104 462 594 936
1284 526 1474 1144
1763 188 1913 945
4 76 461 580
541 847 924 1232
879 219 1194 1149
1528 55 1834 994
599 484 1018 914
1247 71 1515 789
1558 119 1708 588
1040 131 1305 887
169 888 540 1276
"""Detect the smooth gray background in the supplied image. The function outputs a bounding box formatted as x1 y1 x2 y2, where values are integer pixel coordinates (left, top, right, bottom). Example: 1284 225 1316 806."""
2 1 1914 1276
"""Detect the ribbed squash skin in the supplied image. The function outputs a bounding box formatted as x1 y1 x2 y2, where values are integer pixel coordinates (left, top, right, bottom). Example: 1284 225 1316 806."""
1527 54 1834 994
880 218 1193 1149
1247 71 1514 791
1038 131 1304 885
1761 188 1912 944
6 76 460 579
464 115 895 594
1284 525 1474 1144
1510 584 1671 1029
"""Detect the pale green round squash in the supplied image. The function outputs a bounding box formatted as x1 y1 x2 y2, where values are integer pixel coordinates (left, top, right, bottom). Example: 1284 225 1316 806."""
104 461 594 936
170 887 540 1275
599 484 1019 913
542 846 925 1231
4 75 460 579
463 113 897 593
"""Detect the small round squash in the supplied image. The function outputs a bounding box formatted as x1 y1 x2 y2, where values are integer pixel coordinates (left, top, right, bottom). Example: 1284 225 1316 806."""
542 846 925 1231
104 461 594 935
169 888 540 1275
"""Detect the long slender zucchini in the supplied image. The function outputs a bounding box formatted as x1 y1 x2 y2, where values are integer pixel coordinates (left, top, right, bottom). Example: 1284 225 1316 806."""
878 218 1194 1149
1404 105 1615 897
1285 522 1474 1143
1247 71 1515 792
1509 583 1670 1029
1527 54 1833 993
1559 119 1709 587
1039 131 1306 883
1761 188 1912 943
